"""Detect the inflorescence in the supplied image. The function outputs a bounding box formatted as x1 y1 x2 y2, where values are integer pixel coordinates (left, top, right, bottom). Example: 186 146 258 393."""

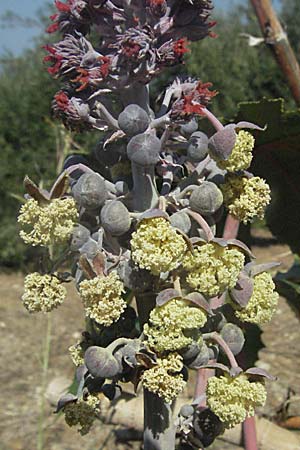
17 0 279 444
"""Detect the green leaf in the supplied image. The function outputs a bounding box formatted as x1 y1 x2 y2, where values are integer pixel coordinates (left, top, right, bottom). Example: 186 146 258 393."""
235 98 300 253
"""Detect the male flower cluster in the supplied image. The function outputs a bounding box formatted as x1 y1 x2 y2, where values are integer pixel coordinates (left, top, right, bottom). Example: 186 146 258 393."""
18 197 78 247
234 272 279 324
141 353 186 403
79 272 126 326
221 175 271 224
63 394 101 436
22 273 66 313
216 130 255 172
206 374 267 428
144 298 207 352
183 243 245 297
131 217 187 275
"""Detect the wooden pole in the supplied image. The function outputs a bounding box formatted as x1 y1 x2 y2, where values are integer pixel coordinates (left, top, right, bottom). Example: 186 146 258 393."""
250 0 300 105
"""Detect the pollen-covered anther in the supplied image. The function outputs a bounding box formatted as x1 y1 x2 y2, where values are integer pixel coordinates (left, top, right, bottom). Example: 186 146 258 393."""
221 175 271 224
144 298 207 352
183 242 245 297
141 353 186 403
79 272 126 326
18 197 78 247
216 130 255 172
131 217 187 275
22 273 66 313
234 272 279 324
206 374 267 428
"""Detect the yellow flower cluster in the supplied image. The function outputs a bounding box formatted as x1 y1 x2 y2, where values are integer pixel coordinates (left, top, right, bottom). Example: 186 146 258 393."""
79 272 126 326
22 272 66 313
141 353 186 403
64 394 100 435
234 272 278 324
144 298 207 352
216 130 255 172
221 175 271 224
183 243 245 297
131 217 187 275
206 374 267 428
18 197 78 247
69 343 85 367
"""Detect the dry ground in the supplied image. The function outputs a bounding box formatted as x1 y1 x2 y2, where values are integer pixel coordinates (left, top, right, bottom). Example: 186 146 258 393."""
1 229 300 450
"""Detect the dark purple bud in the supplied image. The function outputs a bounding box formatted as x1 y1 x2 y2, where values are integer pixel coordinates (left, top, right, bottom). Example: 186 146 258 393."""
102 383 122 401
220 323 245 356
100 200 131 236
187 131 209 162
127 132 161 166
118 104 150 136
189 181 223 216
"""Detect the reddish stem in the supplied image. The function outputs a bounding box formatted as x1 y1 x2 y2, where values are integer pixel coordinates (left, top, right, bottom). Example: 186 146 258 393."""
186 209 214 241
202 107 224 131
194 367 215 406
223 214 240 239
243 417 258 450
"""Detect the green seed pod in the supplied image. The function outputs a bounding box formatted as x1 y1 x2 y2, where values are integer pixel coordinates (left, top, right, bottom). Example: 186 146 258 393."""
100 201 131 236
170 211 191 234
181 341 202 362
127 132 161 166
187 131 209 162
220 323 245 355
84 346 121 378
189 181 223 216
118 104 150 136
72 172 107 210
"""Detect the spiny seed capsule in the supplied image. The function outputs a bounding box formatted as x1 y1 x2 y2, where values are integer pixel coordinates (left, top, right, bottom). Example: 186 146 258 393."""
100 200 131 236
127 132 161 166
169 211 191 234
187 131 209 162
189 181 224 216
118 104 150 136
220 323 245 355
72 172 107 210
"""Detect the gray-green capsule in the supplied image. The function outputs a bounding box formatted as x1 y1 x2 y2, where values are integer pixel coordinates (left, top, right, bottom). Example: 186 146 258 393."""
100 200 131 236
118 104 150 136
189 181 223 216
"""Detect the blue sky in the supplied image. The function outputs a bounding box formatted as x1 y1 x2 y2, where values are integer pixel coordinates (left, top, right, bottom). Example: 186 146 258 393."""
0 0 279 56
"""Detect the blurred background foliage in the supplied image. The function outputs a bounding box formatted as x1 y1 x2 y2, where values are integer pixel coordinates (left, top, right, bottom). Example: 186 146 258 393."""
0 0 299 268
